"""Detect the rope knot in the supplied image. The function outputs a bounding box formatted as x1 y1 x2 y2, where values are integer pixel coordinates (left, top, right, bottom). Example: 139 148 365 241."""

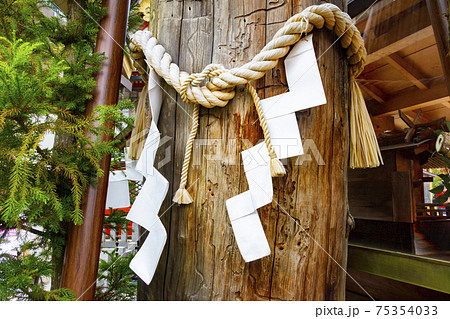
179 64 228 105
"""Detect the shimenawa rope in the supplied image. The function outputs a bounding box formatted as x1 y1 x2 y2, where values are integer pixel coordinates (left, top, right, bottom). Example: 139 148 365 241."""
129 3 383 204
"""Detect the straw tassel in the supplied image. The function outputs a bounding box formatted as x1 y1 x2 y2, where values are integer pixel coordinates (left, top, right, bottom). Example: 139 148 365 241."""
270 157 286 177
349 78 383 168
173 188 194 205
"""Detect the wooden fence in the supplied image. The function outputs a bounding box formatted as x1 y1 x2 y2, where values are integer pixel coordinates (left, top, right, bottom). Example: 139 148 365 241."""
416 203 450 220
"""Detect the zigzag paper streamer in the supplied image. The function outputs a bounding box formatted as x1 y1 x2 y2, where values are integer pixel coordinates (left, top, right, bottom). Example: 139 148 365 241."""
226 114 304 262
226 143 272 262
226 35 326 262
125 68 168 285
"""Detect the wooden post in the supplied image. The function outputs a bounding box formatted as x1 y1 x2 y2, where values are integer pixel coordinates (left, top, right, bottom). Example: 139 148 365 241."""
61 0 130 300
142 0 349 300
425 0 450 95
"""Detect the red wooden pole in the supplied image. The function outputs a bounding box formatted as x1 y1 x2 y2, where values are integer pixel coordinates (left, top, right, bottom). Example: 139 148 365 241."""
61 0 130 300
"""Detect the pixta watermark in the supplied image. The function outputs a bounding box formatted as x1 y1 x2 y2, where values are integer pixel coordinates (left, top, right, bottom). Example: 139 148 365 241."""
130 131 325 171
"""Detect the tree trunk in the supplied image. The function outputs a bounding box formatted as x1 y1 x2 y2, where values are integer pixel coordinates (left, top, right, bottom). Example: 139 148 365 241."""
140 0 349 300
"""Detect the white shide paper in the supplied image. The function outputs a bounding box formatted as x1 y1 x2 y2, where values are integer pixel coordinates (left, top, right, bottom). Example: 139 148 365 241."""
225 34 326 263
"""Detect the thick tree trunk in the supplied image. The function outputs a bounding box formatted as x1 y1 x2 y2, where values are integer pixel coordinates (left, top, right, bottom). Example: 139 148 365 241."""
140 0 349 300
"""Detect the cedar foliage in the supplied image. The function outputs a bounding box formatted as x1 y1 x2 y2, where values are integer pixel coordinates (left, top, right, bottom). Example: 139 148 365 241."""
0 0 139 300
0 242 76 300
95 248 137 301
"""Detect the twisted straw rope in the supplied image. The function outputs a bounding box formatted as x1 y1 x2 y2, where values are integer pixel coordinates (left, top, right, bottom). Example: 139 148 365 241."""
246 83 277 162
130 3 380 204
131 3 366 108
172 103 200 204
246 83 286 177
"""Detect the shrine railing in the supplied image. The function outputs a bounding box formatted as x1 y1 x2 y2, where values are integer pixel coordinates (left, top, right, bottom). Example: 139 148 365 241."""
416 203 450 220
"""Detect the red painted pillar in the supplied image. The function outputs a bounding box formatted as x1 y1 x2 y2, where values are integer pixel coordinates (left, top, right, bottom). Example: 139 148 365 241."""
61 0 131 300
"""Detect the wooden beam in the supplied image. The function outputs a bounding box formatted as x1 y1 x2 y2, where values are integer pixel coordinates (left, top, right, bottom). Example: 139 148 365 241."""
442 101 450 108
385 53 429 90
60 0 130 300
366 26 434 65
398 110 415 137
415 116 446 128
358 80 387 103
398 110 415 142
347 268 450 300
348 0 381 18
368 80 449 116
407 109 431 123
414 108 432 120
355 0 424 32
364 1 432 64
426 0 450 95
348 244 450 294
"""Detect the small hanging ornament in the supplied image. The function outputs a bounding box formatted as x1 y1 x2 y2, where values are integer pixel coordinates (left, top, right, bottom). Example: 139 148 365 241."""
436 132 450 159
138 0 151 22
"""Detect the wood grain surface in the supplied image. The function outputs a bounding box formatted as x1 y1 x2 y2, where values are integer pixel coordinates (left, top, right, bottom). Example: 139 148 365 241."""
140 0 349 301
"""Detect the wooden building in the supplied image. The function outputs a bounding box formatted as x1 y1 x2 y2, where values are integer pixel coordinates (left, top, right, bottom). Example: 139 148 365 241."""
346 0 450 300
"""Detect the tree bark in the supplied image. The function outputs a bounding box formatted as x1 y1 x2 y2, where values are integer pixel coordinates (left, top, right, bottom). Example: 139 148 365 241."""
140 0 349 300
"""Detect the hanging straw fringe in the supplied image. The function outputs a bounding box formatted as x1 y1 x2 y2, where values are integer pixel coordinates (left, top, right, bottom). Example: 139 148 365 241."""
350 79 383 168
130 3 383 205
129 82 149 160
